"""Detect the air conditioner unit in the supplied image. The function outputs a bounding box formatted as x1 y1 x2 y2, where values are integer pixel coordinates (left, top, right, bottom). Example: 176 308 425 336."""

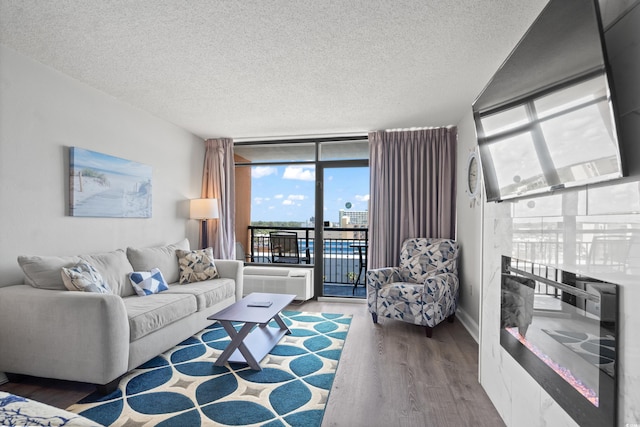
243 266 314 301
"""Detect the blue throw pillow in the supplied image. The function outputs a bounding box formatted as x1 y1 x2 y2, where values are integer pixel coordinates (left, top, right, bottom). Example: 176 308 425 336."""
129 268 169 296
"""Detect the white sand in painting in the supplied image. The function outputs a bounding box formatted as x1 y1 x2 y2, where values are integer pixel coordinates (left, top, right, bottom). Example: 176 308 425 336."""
71 175 151 217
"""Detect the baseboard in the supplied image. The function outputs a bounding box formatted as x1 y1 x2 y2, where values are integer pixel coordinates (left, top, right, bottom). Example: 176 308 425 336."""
455 307 479 343
0 372 8 385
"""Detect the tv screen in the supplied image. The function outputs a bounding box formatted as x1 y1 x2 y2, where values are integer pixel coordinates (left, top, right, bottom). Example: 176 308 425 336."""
472 0 623 202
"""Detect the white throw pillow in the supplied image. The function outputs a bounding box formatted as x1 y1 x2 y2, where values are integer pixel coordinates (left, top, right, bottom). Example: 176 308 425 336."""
129 268 169 296
61 261 112 294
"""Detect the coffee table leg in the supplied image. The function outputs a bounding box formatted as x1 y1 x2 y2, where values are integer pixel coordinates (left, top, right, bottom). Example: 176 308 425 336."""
215 321 262 370
272 313 292 335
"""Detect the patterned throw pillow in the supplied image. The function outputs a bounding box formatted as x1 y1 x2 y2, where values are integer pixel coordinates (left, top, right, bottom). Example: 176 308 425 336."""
60 261 112 294
129 268 169 296
176 248 219 284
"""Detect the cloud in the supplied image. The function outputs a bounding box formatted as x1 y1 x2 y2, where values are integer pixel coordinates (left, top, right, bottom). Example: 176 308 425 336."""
274 194 284 199
283 166 315 181
282 194 305 205
253 196 270 205
252 166 278 178
355 194 370 202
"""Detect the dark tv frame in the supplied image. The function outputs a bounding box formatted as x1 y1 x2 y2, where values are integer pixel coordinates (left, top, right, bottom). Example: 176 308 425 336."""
472 0 624 202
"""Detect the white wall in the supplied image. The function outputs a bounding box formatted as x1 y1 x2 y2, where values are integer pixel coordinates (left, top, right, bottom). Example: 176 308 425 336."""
454 113 483 342
456 1 640 425
0 45 205 287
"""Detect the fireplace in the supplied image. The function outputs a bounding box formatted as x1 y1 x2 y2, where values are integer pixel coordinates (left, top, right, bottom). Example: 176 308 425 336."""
500 256 617 427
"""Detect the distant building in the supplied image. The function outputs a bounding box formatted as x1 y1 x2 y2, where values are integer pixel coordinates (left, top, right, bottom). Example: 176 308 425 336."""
338 209 368 240
339 209 368 226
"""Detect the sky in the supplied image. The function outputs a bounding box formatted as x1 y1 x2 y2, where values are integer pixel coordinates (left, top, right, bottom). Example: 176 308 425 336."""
250 165 369 224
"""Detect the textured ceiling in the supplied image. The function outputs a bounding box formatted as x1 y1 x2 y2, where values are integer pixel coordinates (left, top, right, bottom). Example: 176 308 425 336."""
0 0 549 140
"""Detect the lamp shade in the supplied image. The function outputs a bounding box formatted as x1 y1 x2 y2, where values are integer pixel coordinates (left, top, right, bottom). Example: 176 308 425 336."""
190 198 219 219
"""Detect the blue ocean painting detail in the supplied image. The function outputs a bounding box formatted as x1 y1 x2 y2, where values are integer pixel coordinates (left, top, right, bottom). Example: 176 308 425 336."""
69 147 152 218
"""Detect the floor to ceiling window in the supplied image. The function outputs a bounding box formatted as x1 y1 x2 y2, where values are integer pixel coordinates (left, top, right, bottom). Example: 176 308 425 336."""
234 137 369 298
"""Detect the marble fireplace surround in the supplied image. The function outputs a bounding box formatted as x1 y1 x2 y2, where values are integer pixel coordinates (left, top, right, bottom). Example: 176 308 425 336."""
479 181 640 426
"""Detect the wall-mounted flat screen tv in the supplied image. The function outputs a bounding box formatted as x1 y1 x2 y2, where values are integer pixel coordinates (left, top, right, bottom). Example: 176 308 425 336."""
472 0 624 202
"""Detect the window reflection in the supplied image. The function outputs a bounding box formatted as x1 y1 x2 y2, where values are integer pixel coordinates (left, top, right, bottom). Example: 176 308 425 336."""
489 133 545 192
477 73 622 201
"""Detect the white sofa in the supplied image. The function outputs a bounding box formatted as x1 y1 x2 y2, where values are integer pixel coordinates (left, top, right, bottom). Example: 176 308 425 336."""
0 239 243 393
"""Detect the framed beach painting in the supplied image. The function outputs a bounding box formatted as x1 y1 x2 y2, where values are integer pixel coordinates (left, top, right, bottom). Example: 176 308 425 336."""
69 147 152 218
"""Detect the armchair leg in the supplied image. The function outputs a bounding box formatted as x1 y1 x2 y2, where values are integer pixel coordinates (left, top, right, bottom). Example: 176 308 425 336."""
447 314 455 323
425 326 433 338
371 312 378 324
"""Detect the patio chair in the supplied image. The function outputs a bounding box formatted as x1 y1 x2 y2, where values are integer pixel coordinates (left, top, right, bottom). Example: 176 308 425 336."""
269 231 310 264
366 238 459 338
500 274 535 337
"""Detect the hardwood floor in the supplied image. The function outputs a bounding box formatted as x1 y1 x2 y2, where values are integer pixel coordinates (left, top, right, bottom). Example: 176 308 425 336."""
0 299 504 427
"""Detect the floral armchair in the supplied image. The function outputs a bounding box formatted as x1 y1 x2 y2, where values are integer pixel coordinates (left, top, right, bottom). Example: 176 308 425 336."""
366 238 459 338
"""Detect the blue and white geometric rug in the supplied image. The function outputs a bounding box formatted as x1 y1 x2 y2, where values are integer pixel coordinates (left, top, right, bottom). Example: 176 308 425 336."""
67 311 351 427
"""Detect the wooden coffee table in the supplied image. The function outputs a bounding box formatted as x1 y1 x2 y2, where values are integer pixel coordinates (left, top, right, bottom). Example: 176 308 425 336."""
208 292 295 370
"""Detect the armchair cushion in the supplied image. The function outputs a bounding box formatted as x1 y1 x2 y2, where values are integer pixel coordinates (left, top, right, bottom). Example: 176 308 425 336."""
379 282 423 303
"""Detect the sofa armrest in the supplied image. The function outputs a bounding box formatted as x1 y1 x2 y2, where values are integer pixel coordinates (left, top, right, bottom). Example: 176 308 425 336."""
0 285 129 385
214 259 244 301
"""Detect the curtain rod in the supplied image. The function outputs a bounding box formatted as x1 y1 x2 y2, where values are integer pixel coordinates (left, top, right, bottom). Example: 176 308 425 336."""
234 132 368 143
384 125 455 132
234 135 368 145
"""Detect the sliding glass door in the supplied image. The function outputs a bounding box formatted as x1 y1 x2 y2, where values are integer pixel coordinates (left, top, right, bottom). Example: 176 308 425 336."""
234 138 369 299
319 163 369 299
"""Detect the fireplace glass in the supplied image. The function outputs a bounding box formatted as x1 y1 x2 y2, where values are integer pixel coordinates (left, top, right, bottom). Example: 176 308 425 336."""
500 256 617 427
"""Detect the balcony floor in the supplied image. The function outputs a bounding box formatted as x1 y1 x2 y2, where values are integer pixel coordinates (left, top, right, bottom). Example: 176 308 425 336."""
323 283 366 298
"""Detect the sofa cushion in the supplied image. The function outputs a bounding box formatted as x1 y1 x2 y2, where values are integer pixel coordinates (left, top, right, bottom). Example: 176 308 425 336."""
176 248 219 284
17 255 83 290
61 261 112 294
126 239 190 284
164 278 236 311
129 268 169 296
123 293 197 341
80 250 135 297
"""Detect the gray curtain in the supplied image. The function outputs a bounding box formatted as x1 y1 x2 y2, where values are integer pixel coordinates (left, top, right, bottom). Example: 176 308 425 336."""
368 127 457 269
202 138 236 259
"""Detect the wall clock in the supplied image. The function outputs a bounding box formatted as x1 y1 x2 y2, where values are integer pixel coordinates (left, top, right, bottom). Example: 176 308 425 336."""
466 150 480 205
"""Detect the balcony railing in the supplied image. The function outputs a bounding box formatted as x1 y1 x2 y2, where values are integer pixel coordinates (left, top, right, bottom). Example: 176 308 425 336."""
247 225 368 285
